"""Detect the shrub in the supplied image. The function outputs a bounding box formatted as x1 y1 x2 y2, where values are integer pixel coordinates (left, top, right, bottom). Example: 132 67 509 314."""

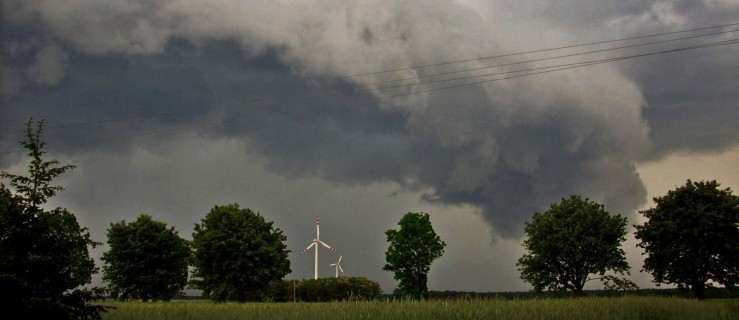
267 277 381 302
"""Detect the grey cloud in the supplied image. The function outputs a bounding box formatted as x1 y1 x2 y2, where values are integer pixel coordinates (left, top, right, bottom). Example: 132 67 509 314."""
490 0 739 158
404 71 649 236
635 47 739 158
0 63 24 96
5 0 175 54
606 1 739 158
2 0 737 241
26 45 70 86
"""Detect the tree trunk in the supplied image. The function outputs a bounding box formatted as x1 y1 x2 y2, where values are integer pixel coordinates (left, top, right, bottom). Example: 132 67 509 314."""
573 283 585 297
693 282 706 300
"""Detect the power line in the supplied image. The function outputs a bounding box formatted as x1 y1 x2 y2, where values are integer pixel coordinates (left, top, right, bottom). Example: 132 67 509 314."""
7 28 722 132
379 60 607 90
1 103 130 125
0 120 229 156
379 39 739 99
3 39 735 154
370 29 738 87
2 25 736 155
0 99 264 136
346 22 739 78
0 91 329 156
376 34 739 90
3 24 735 132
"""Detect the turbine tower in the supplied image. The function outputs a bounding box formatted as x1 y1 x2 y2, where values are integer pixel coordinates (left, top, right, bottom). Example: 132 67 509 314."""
329 255 344 278
301 217 336 279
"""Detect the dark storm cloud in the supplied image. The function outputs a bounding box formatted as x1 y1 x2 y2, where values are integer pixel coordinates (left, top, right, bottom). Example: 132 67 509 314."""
1 35 214 159
626 42 739 158
577 0 739 159
2 0 737 241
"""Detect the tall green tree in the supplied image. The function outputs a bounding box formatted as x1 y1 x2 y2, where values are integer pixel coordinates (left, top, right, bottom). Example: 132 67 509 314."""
517 195 632 296
102 214 191 301
190 204 291 302
0 119 104 319
383 212 446 299
635 180 738 299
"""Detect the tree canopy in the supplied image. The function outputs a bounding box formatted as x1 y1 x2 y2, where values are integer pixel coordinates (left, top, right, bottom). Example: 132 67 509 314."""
635 179 739 299
383 212 446 300
517 195 632 295
102 214 191 301
0 119 104 319
190 204 291 302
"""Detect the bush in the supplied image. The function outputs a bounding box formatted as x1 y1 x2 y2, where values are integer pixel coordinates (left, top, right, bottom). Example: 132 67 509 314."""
267 277 381 302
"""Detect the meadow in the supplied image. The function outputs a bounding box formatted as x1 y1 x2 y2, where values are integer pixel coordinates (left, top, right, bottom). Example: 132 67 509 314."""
101 296 738 320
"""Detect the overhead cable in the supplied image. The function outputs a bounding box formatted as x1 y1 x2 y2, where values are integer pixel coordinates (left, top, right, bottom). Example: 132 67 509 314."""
346 22 739 78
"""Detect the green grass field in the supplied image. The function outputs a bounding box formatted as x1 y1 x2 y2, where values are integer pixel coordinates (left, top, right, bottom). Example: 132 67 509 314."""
100 296 738 320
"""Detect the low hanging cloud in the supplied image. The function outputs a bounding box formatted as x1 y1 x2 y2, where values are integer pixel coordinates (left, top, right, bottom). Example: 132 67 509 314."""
26 45 70 86
2 0 737 239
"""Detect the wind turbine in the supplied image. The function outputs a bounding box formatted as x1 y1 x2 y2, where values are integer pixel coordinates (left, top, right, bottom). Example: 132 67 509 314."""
301 217 336 279
329 255 344 278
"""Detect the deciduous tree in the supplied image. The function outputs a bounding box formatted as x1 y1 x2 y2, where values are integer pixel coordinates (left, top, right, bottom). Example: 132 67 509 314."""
102 214 190 301
383 212 446 299
635 180 739 299
517 195 631 296
190 204 290 302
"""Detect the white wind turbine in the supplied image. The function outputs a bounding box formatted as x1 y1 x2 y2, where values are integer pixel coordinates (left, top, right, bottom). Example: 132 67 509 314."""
301 217 337 279
329 255 344 278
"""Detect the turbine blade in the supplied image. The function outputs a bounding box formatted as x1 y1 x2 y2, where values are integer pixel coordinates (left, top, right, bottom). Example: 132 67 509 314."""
319 240 336 252
329 263 337 266
338 265 344 273
301 242 316 254
338 255 342 263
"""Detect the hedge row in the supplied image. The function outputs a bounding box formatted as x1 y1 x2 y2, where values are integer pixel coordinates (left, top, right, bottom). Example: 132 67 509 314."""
267 277 381 302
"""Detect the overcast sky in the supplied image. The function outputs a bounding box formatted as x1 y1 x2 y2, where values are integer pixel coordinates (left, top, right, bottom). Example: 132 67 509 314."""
1 0 738 293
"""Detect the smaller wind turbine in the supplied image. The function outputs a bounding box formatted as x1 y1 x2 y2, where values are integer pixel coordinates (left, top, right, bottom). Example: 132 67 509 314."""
329 255 344 278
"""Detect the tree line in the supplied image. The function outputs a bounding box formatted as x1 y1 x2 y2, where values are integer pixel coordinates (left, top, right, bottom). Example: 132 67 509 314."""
1 119 737 319
517 183 737 299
